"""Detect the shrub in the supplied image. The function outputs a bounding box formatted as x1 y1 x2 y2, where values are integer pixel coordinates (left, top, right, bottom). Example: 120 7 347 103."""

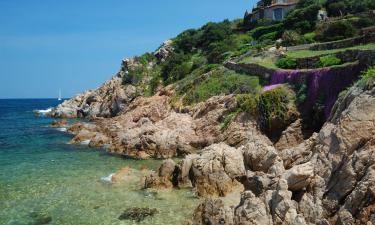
183 69 260 104
258 87 290 132
281 30 303 46
303 32 316 44
316 55 342 67
315 21 358 42
198 20 233 50
276 57 298 69
206 37 237 63
236 94 258 115
258 31 279 42
283 3 321 33
326 0 375 16
161 53 192 84
356 66 375 89
135 53 155 66
251 23 283 40
173 29 201 53
122 66 147 85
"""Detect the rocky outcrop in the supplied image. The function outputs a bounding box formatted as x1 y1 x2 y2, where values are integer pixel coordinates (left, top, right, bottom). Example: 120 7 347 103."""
144 159 177 189
144 143 246 197
154 40 174 62
275 119 304 150
49 55 151 119
191 83 375 225
66 94 263 159
49 75 138 118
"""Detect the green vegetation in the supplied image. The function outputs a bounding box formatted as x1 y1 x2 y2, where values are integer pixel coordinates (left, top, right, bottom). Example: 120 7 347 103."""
258 87 290 131
276 57 298 69
283 0 321 33
234 86 290 132
325 0 375 17
182 68 260 105
315 21 358 42
316 55 342 67
286 43 375 58
356 66 375 89
161 53 192 84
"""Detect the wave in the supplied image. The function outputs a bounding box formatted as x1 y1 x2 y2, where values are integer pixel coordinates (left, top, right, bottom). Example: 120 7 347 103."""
80 140 90 145
56 127 67 132
33 108 52 116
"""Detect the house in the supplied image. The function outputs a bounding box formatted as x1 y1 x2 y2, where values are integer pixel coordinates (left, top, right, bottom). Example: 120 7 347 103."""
245 0 299 22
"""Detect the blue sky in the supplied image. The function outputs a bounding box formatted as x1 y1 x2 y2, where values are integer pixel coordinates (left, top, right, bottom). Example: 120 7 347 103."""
0 0 256 98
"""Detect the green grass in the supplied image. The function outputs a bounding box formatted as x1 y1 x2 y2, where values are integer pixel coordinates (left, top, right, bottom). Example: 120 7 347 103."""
239 56 278 69
286 43 375 58
356 66 375 89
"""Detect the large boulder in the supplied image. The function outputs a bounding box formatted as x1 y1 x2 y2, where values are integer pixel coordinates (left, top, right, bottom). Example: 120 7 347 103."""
189 143 245 197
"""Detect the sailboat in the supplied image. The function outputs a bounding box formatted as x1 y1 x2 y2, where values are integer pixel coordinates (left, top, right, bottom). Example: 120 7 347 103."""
58 89 62 101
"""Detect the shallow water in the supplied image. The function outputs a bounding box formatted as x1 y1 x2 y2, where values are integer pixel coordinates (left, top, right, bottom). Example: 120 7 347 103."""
0 99 199 225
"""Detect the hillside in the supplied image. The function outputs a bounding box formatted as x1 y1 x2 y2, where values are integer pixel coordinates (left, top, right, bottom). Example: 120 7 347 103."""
47 0 375 224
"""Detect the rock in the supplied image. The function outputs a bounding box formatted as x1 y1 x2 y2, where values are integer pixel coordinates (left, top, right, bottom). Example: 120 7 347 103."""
191 199 234 225
69 94 260 159
111 167 131 183
234 191 272 225
282 162 314 191
50 74 138 118
275 119 304 150
240 139 284 176
189 143 245 197
118 207 158 222
144 159 177 189
154 40 174 62
88 133 110 148
50 119 68 128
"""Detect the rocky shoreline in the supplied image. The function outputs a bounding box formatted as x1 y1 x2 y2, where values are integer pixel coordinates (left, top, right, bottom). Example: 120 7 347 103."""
46 37 375 224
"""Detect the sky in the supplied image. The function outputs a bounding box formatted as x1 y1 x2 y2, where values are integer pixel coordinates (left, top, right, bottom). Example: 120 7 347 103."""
0 0 256 98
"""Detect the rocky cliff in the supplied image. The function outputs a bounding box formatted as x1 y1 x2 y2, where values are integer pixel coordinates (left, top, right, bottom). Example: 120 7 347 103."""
186 80 375 225
48 32 375 224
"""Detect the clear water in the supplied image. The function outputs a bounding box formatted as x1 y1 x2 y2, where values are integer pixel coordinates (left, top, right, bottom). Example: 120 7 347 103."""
0 99 199 225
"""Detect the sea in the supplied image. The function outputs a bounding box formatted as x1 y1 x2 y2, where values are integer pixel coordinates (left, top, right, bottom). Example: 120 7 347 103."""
0 99 198 225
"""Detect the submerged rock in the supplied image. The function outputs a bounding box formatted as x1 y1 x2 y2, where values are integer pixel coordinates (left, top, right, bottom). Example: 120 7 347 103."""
118 207 158 222
50 119 68 128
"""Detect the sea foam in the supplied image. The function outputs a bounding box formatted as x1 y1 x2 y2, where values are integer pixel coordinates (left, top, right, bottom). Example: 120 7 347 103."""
100 173 114 183
33 108 52 116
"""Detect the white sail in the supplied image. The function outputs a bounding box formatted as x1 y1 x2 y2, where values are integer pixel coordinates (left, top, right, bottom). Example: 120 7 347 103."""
58 89 62 101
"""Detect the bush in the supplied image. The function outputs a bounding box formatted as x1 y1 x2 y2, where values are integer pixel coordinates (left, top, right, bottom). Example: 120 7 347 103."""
276 57 298 69
281 30 303 46
356 66 375 89
315 21 358 42
183 69 260 104
283 3 321 33
316 55 342 67
303 32 316 44
122 66 147 85
236 94 258 115
206 37 237 63
258 87 290 132
198 20 233 50
161 53 192 84
251 23 283 40
173 29 201 53
258 31 280 42
326 0 375 16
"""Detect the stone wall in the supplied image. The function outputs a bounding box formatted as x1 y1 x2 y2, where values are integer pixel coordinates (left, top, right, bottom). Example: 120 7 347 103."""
224 61 275 82
310 33 375 51
295 49 375 69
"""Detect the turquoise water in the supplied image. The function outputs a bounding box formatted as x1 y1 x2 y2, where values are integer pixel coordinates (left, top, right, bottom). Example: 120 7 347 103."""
0 99 199 225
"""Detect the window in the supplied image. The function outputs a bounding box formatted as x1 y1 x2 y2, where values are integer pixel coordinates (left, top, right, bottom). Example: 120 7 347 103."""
273 8 283 21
